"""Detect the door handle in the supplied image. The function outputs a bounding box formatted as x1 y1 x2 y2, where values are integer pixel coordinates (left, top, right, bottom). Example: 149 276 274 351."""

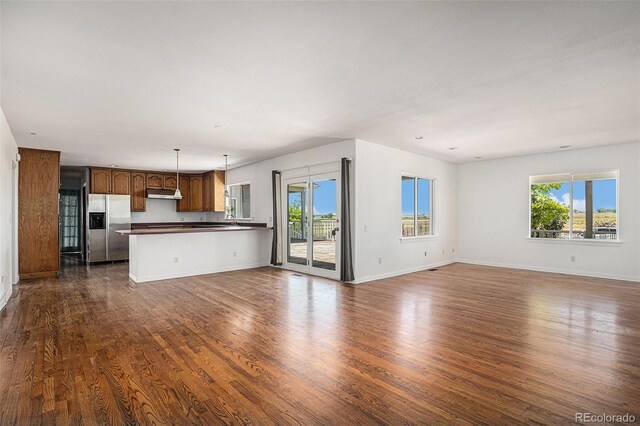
332 227 339 236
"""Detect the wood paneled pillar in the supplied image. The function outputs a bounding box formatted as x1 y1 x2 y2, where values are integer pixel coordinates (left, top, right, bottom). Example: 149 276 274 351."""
18 148 61 279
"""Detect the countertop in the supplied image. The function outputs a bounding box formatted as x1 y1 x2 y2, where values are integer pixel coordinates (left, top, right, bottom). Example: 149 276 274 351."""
117 222 270 235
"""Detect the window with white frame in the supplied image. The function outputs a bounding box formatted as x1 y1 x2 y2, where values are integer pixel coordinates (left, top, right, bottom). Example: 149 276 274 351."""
401 176 433 237
529 171 618 240
227 183 251 219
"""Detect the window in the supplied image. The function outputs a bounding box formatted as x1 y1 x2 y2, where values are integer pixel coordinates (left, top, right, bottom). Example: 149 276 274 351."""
530 171 618 240
227 183 251 219
401 176 433 237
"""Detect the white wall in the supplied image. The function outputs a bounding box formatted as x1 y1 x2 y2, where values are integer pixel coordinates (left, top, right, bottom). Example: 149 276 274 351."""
354 140 458 283
226 140 356 226
131 198 224 223
129 229 271 283
457 142 640 281
0 107 19 310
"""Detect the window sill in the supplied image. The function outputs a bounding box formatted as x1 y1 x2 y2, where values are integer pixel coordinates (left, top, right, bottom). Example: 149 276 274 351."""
400 235 439 243
525 237 622 247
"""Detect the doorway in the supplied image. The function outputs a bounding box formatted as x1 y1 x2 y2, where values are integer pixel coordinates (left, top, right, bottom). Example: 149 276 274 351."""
59 167 86 267
283 172 341 280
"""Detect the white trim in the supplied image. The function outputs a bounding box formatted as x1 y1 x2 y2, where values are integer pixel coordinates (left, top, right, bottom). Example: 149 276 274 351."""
0 289 7 311
400 235 439 243
129 262 270 283
525 237 622 246
456 259 639 283
352 260 456 284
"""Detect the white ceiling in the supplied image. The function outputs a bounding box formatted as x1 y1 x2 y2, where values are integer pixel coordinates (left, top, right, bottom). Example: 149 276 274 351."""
1 1 639 171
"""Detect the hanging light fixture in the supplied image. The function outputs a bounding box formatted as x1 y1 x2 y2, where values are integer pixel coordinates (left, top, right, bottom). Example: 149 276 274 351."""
173 148 183 200
223 154 230 198
223 154 231 218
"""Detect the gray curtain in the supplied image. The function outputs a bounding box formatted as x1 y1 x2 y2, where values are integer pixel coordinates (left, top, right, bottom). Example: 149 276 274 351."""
270 170 283 265
340 158 354 281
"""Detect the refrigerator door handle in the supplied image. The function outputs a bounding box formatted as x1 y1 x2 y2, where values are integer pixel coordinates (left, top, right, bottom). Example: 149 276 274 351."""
105 196 110 260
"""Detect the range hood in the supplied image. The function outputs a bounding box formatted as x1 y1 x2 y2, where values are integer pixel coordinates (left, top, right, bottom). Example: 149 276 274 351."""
147 188 182 200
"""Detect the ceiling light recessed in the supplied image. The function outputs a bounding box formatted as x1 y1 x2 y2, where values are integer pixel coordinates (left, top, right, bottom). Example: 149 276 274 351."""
559 145 571 149
448 146 459 151
109 164 118 168
213 125 225 129
414 136 423 140
474 156 483 159
29 132 37 136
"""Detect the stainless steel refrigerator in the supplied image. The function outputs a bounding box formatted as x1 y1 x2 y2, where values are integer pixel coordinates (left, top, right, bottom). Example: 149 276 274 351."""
87 194 131 263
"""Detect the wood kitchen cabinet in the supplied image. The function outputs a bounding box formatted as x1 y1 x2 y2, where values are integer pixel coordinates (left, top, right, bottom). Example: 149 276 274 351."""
203 170 226 212
90 168 112 194
111 170 131 195
202 172 212 211
176 176 190 212
146 173 164 189
163 174 177 190
89 166 223 213
189 175 203 211
213 171 225 212
131 172 146 212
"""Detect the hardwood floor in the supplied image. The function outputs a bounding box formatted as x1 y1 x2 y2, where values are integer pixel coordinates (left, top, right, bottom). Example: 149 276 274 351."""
1 262 638 425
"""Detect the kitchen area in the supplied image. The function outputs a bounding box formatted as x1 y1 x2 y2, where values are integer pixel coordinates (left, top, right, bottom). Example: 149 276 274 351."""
19 147 270 282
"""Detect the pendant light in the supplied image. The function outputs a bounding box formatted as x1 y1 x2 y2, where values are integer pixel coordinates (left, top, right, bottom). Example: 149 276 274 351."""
223 154 229 198
173 148 183 200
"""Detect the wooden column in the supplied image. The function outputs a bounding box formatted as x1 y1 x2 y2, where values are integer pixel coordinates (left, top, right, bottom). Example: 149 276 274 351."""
18 148 61 279
584 180 593 239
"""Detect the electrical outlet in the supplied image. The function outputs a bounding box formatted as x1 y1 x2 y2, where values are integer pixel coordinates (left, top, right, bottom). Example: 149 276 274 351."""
424 251 428 257
364 225 368 232
378 257 382 264
233 251 237 257
180 217 185 222
452 248 455 253
442 249 445 255
173 257 179 264
0 276 5 284
570 256 576 263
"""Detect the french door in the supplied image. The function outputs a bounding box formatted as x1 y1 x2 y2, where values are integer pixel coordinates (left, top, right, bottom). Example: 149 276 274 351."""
283 172 341 280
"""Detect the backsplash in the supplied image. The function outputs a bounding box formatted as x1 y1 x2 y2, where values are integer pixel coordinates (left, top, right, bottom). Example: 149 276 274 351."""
131 198 224 223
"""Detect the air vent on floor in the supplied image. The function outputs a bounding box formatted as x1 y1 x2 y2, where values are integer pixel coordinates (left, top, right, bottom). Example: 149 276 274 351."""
292 273 303 277
428 268 439 272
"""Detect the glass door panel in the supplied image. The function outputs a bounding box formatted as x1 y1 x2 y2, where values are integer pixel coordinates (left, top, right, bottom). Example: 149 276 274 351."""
311 178 337 271
287 181 308 266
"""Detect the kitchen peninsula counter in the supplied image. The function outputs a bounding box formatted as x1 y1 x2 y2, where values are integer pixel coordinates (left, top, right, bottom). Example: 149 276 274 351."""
118 222 269 235
120 222 272 283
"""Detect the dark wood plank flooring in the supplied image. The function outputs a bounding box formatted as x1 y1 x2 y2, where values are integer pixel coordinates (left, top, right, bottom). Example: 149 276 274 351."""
1 262 638 424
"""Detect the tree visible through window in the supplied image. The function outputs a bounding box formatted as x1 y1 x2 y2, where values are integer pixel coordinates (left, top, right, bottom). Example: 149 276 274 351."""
530 171 617 240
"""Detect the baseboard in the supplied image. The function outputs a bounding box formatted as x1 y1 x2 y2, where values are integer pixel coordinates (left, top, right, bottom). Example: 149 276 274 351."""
353 260 457 284
130 262 271 283
0 289 7 312
19 270 58 280
456 258 640 283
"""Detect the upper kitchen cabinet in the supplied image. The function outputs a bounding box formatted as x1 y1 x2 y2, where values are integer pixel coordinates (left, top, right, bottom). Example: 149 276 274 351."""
203 170 226 212
111 170 131 195
90 168 112 194
146 173 164 189
189 175 203 211
163 174 177 190
176 176 190 212
131 172 146 212
18 148 61 279
213 171 225 212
